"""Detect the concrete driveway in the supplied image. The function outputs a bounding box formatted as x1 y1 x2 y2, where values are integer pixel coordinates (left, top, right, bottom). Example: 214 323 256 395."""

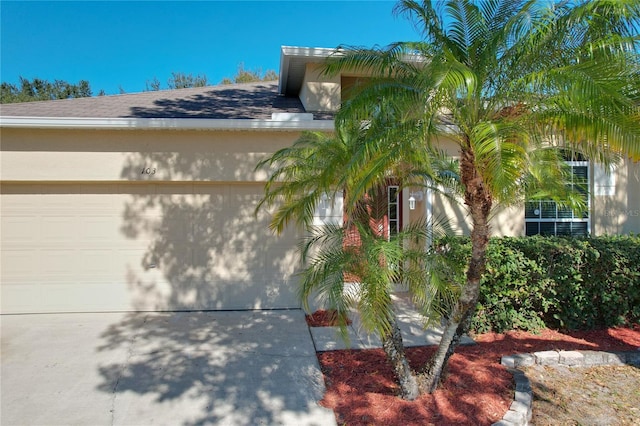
1 310 336 426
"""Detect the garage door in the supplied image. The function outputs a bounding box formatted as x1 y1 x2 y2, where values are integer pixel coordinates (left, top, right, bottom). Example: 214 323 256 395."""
1 183 301 314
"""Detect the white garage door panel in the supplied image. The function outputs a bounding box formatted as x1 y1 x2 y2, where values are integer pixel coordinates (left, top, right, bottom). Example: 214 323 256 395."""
1 183 301 313
1 248 39 279
2 217 39 243
4 283 134 313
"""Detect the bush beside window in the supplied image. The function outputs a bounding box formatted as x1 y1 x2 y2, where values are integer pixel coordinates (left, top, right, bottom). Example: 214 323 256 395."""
438 235 640 333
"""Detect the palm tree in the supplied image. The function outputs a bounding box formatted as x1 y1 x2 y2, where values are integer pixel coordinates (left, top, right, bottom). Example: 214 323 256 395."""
257 121 459 399
320 0 640 392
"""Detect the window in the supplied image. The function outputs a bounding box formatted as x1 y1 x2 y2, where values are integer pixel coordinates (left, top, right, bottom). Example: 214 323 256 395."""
525 161 590 237
388 186 399 239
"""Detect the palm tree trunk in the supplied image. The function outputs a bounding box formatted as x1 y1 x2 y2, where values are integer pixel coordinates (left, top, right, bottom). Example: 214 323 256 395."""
380 317 420 400
418 298 477 392
418 267 483 392
419 147 492 393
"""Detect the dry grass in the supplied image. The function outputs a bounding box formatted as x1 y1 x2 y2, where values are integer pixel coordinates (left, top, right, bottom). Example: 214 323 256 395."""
526 364 640 425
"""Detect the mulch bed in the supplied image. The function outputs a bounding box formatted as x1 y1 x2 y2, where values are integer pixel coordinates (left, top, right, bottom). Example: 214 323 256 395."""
305 309 352 327
315 323 640 425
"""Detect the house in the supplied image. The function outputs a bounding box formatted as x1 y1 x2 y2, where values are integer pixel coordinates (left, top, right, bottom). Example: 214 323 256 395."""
1 46 638 314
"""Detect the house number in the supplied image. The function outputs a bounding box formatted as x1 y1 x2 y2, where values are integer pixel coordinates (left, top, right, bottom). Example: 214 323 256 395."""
141 167 157 175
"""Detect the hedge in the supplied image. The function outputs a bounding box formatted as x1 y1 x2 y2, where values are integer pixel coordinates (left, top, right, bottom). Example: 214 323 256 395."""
438 235 640 333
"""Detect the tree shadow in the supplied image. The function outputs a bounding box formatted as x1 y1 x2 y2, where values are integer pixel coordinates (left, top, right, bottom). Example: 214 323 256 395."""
116 182 301 310
115 130 305 310
91 123 336 423
96 310 333 425
125 82 307 119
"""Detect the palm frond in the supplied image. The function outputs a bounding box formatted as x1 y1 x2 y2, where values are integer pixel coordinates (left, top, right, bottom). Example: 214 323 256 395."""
393 0 447 47
471 120 529 203
256 0 640 370
397 215 461 327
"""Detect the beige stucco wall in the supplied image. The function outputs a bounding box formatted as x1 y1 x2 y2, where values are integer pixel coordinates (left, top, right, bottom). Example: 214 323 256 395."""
490 205 526 236
299 63 341 112
0 127 303 183
592 158 640 235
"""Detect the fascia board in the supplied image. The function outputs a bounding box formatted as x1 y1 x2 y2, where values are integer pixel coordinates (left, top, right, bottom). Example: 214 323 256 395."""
280 46 338 59
0 116 335 131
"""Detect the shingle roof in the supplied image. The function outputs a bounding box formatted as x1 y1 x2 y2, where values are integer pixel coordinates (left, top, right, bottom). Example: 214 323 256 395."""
0 81 333 120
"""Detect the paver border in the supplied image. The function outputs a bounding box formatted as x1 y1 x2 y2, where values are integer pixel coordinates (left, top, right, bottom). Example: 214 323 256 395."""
492 350 640 426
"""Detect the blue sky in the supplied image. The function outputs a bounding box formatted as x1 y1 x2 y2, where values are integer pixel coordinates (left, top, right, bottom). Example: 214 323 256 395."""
1 1 420 95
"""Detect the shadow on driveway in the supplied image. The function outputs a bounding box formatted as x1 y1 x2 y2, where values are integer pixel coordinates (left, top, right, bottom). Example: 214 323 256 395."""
1 310 335 426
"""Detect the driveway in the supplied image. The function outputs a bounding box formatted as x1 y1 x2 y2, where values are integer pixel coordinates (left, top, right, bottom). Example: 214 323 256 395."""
1 310 336 426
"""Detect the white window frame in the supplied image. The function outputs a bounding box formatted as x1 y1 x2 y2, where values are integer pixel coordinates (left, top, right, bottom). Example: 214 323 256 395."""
388 185 400 240
524 161 591 237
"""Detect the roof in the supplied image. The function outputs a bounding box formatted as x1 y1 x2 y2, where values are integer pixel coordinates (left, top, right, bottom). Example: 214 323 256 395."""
0 47 337 131
0 81 334 131
0 81 317 120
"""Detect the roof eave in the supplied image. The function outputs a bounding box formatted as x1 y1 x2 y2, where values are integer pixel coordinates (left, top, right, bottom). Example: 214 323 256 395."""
0 116 335 131
279 46 338 96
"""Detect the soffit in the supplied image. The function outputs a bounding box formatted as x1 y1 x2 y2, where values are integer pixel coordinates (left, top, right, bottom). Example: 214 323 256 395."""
279 46 336 96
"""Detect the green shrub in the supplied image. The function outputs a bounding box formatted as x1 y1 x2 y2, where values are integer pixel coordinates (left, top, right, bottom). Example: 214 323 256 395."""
437 234 640 333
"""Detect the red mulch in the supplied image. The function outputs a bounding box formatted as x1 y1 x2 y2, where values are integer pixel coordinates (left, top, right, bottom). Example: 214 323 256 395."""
305 310 352 327
317 324 640 426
